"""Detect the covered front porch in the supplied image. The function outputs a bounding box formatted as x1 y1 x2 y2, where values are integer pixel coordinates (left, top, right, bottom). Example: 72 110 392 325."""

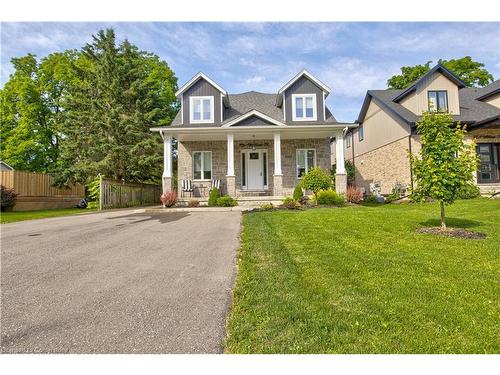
152 124 355 199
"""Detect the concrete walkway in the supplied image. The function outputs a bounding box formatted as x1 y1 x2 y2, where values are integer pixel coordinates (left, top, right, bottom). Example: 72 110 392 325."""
1 209 241 353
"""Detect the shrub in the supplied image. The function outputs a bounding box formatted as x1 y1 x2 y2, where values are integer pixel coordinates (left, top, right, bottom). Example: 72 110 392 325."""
346 185 363 203
364 193 378 203
458 184 481 199
301 167 332 200
208 187 221 207
188 199 199 207
160 191 177 207
317 189 345 206
0 185 18 211
259 203 274 211
331 160 356 185
217 195 237 207
292 184 304 201
282 197 300 209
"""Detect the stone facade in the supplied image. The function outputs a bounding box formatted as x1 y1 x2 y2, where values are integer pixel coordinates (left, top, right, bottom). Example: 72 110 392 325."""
335 173 347 194
177 137 331 197
162 176 172 194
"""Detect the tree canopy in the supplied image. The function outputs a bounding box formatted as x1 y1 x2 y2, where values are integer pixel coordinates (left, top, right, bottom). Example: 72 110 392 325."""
387 57 494 89
408 112 478 228
0 51 76 172
0 28 178 185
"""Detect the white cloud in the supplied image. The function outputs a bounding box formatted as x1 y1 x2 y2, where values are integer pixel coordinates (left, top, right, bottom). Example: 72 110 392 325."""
320 57 398 97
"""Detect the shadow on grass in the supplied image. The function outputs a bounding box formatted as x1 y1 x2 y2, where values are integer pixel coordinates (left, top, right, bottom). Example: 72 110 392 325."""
419 217 482 229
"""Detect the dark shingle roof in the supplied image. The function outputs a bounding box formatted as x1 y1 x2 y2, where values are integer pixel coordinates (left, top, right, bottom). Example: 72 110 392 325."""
474 79 500 100
171 91 337 127
358 80 500 127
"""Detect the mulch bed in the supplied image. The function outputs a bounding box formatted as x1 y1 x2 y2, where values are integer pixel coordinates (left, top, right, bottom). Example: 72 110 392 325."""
416 227 486 239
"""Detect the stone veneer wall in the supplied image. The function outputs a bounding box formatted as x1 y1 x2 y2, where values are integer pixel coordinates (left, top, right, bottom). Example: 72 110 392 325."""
177 138 331 196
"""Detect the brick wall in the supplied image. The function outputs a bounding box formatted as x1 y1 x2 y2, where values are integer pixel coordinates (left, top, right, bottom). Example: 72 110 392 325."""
351 136 415 195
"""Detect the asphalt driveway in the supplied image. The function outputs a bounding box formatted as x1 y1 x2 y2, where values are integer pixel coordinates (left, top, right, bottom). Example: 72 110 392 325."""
0 209 241 353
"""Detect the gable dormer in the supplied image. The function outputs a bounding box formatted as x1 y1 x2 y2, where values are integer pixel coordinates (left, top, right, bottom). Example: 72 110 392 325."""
393 64 465 116
175 72 229 126
276 70 331 123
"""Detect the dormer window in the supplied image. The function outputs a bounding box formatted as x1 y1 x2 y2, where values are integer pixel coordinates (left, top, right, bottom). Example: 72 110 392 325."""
292 94 317 121
428 90 448 112
190 96 214 123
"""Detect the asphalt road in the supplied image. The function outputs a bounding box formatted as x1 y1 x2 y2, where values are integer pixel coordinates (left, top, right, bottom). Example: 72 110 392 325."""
0 209 241 353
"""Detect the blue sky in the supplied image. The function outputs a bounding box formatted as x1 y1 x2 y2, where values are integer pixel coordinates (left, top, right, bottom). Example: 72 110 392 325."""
1 22 499 122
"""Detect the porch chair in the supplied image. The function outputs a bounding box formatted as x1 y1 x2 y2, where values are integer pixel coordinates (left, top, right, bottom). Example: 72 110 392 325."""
181 179 194 198
211 179 221 193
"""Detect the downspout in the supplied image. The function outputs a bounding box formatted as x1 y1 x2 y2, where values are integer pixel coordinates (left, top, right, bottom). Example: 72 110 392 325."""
408 129 414 192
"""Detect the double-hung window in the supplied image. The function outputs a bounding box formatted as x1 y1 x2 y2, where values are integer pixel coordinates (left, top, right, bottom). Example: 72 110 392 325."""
358 125 364 141
292 94 317 121
193 151 212 180
427 91 448 112
190 96 214 123
296 149 316 178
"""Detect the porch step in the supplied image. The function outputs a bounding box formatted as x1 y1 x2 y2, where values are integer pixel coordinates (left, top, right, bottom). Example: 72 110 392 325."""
177 195 284 207
236 190 273 197
478 184 500 195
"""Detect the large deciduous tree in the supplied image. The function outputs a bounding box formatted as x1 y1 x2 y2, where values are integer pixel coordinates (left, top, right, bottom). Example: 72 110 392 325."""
0 52 75 172
408 112 478 228
54 29 178 185
388 57 494 89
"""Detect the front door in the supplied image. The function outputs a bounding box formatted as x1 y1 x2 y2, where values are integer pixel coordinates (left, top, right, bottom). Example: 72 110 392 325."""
247 151 264 190
477 143 500 183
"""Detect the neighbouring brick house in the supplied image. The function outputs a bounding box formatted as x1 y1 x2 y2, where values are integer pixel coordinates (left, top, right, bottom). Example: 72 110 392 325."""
332 64 500 195
151 70 356 199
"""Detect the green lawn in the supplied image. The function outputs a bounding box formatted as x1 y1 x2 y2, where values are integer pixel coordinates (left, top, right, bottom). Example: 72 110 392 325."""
0 207 96 224
225 199 500 353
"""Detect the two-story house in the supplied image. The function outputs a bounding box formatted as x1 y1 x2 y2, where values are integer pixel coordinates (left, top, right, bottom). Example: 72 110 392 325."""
336 64 500 195
151 70 356 200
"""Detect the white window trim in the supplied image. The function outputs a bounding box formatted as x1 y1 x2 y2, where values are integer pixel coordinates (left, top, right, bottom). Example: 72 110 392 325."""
240 149 269 190
346 132 352 148
193 151 212 181
291 94 317 121
190 96 214 124
296 148 317 179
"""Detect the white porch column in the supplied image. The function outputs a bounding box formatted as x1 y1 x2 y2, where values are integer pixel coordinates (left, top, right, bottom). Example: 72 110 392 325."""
335 129 347 194
226 132 236 196
274 132 282 175
273 132 283 196
162 132 173 193
227 132 235 176
335 130 346 174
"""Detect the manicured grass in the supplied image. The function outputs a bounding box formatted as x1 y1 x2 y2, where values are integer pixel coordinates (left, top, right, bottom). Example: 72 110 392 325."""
0 207 96 224
225 199 500 353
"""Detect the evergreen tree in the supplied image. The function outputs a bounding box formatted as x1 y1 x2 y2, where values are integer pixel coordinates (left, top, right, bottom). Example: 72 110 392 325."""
54 29 178 185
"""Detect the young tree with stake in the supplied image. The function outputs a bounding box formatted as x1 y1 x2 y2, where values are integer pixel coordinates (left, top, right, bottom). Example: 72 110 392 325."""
409 111 478 228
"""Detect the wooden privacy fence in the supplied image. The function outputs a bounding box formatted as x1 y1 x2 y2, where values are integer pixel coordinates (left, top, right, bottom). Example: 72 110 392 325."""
0 170 85 211
99 177 161 210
